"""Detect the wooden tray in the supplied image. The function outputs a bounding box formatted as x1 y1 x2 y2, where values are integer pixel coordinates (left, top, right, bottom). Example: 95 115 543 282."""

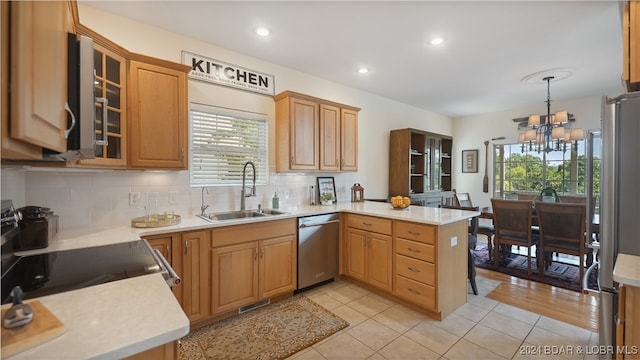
1 300 65 358
131 214 181 228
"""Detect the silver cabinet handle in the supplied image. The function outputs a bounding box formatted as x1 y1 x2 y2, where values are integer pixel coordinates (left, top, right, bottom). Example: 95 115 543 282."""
260 246 264 258
184 240 188 255
362 222 373 227
408 230 420 236
63 102 76 139
408 288 421 295
95 97 109 146
408 248 421 253
408 267 420 273
255 247 258 261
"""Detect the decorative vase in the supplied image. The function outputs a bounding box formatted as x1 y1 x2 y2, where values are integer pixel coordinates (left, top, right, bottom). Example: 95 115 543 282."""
321 200 333 206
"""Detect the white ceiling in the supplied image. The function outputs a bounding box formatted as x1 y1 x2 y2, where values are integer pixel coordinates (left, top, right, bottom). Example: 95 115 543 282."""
81 1 625 118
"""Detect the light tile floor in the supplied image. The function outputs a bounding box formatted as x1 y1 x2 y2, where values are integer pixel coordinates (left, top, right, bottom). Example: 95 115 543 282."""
288 276 599 360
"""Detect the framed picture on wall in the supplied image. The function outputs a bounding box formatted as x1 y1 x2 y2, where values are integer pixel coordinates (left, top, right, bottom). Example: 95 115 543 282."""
462 149 479 173
316 176 337 203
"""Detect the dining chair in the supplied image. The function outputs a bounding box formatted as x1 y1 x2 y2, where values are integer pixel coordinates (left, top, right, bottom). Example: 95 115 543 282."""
490 198 539 275
534 201 593 285
454 192 495 259
441 204 480 295
538 186 559 203
455 192 473 207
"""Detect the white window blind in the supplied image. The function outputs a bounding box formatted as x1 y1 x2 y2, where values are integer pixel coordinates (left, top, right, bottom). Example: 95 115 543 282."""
190 104 268 187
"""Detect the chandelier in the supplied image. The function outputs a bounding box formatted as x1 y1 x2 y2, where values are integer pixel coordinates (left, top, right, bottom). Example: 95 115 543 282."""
518 76 583 153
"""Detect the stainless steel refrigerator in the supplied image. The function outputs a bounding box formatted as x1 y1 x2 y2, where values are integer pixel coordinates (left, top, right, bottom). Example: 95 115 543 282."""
592 91 640 351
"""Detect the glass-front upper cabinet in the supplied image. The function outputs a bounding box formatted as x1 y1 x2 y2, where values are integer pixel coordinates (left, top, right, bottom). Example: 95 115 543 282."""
76 41 127 168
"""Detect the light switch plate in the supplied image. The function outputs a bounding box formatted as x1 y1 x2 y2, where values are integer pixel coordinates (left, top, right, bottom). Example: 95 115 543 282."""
450 236 458 247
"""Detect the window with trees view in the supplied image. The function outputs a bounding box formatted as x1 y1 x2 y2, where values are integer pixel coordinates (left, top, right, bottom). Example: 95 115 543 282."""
492 139 600 207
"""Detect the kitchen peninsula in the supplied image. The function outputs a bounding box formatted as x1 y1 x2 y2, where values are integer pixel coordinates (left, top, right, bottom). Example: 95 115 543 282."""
8 201 477 359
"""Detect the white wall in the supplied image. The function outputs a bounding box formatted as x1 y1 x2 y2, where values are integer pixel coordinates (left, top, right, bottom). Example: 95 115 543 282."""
451 95 607 208
1 4 451 230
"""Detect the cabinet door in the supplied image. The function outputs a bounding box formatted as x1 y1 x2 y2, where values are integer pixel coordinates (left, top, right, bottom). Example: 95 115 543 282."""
10 1 68 152
211 242 259 314
146 236 172 264
345 228 367 282
128 60 187 169
259 235 296 299
368 232 393 291
340 108 358 171
181 230 210 322
77 42 127 168
289 97 319 170
319 104 340 171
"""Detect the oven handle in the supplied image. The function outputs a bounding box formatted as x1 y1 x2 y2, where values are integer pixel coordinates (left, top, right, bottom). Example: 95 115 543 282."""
151 249 181 287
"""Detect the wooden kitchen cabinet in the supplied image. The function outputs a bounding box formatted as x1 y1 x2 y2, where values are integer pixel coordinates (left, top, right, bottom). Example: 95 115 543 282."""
211 219 296 315
274 90 359 172
340 108 359 171
127 57 190 169
344 214 392 291
393 221 438 310
389 128 454 206
179 230 211 322
125 341 177 360
320 104 340 171
617 284 640 359
624 0 640 91
4 0 73 158
74 25 128 168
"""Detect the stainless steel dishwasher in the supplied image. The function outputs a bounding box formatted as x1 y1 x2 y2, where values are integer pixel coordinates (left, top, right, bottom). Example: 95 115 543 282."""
296 213 339 292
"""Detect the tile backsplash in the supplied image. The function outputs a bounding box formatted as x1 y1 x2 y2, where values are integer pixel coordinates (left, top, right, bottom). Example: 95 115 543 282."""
1 168 360 230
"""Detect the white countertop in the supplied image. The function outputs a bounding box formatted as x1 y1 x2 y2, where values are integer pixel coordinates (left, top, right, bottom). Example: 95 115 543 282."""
613 253 640 287
17 201 479 256
9 275 188 360
8 201 477 358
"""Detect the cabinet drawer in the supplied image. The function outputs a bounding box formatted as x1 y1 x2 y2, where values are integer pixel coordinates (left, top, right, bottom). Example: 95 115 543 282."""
395 221 436 244
347 214 392 235
395 275 436 310
211 219 296 247
396 238 435 263
395 254 435 285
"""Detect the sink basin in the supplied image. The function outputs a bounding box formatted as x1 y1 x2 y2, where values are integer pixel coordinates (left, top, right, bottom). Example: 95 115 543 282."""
197 209 287 223
198 210 266 222
259 209 287 215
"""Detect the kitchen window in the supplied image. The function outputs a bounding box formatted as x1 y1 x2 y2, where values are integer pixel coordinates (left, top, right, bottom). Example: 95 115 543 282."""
189 104 268 187
492 140 600 201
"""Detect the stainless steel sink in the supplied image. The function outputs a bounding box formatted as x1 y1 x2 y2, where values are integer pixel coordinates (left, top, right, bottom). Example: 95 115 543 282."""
197 209 286 222
259 209 287 215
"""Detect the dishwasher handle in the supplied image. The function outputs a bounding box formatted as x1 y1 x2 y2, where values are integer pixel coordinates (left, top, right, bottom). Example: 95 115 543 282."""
299 219 340 228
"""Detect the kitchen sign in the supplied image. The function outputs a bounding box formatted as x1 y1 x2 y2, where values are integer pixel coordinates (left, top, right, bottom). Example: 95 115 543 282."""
182 51 275 96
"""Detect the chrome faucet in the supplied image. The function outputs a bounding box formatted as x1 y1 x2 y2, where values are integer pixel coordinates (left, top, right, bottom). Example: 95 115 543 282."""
200 187 209 215
240 161 256 211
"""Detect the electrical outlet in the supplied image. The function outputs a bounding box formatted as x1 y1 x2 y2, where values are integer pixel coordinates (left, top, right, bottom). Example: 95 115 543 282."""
450 236 458 247
129 192 141 206
168 191 177 205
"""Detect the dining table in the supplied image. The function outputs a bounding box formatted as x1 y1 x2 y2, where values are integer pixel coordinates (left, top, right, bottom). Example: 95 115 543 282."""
480 206 600 235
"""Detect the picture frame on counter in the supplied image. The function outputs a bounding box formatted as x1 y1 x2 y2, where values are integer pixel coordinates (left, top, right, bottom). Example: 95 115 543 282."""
462 149 478 173
316 177 337 203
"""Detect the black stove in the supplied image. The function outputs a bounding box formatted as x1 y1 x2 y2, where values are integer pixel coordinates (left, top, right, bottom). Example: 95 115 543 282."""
1 240 164 304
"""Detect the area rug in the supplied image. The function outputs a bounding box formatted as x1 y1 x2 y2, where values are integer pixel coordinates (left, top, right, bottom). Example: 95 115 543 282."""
178 296 349 360
472 245 598 292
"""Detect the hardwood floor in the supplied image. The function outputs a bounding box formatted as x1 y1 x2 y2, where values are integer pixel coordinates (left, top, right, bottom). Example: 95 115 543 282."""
476 267 599 332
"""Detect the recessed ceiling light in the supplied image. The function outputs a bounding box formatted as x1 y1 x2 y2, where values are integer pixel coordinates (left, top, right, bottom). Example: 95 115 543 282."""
255 27 270 37
428 37 445 46
357 67 370 74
